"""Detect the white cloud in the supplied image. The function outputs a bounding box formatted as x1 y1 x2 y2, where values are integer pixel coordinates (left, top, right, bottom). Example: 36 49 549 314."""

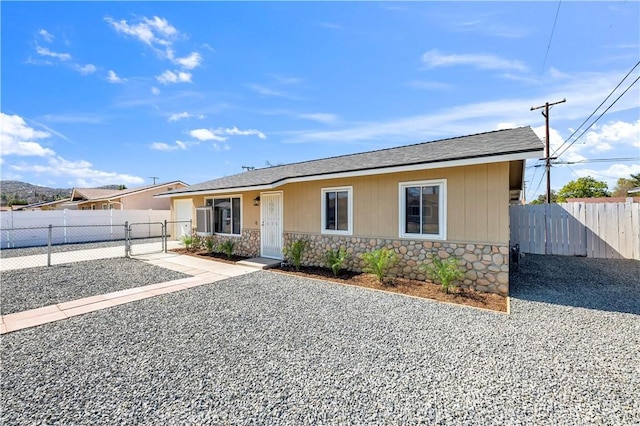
190 128 227 142
2 113 144 187
150 140 191 151
156 70 192 84
151 86 160 95
0 113 55 157
107 70 125 83
170 51 202 69
74 63 97 75
189 126 266 142
298 113 339 124
223 126 266 139
168 112 204 122
583 120 640 150
105 15 176 47
11 156 145 187
168 112 191 122
572 163 640 189
144 16 178 38
36 46 71 61
106 15 202 71
38 29 54 42
422 49 527 72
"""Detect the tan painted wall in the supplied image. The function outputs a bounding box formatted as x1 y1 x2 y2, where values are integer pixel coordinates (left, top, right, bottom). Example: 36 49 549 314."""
173 162 512 245
282 163 510 244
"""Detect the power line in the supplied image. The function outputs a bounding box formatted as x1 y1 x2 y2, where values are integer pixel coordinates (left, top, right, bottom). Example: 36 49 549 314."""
529 168 547 202
555 74 640 159
552 60 640 157
553 157 640 165
541 1 562 75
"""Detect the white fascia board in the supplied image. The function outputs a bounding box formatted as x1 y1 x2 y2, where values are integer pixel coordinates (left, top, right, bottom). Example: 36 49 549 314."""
156 183 277 198
159 150 542 198
285 150 542 184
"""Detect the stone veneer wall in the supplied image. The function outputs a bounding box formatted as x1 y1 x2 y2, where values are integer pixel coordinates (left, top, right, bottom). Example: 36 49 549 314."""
283 233 510 296
213 229 260 258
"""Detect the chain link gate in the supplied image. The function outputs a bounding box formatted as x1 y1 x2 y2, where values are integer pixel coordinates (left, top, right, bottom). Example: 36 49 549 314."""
126 221 166 256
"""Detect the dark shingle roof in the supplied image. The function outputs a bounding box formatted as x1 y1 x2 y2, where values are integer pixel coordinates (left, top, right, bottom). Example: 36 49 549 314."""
166 126 542 195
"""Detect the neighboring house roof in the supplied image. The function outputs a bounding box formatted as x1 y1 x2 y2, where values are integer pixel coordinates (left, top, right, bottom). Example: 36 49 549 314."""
629 187 640 194
72 181 187 202
16 198 71 210
161 126 543 196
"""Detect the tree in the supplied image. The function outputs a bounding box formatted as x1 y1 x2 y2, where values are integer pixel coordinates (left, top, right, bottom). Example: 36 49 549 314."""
117 184 127 190
530 190 557 204
556 176 610 202
611 173 640 197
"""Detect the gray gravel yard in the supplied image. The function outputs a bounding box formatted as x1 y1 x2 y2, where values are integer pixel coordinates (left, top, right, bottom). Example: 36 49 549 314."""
1 258 189 315
1 255 639 424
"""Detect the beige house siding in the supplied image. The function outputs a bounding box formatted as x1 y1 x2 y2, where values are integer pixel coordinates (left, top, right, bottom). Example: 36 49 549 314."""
281 163 510 244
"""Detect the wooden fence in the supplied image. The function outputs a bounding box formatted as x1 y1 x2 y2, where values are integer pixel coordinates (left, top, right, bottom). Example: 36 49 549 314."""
510 202 640 260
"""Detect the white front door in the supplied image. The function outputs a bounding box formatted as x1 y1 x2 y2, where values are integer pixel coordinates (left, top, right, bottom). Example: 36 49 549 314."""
260 192 283 259
174 199 193 240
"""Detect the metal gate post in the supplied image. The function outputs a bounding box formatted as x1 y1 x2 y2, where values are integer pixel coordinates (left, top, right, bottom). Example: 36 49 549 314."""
47 224 52 267
124 221 130 258
164 220 168 253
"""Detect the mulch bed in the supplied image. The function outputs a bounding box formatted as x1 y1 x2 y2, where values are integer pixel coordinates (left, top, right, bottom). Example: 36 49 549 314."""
274 265 508 312
169 249 507 312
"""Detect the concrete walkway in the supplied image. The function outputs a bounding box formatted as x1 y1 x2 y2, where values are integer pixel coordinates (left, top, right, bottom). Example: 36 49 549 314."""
1 251 263 334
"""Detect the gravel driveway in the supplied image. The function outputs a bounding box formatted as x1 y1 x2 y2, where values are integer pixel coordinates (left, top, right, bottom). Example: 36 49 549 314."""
1 258 190 315
1 255 638 424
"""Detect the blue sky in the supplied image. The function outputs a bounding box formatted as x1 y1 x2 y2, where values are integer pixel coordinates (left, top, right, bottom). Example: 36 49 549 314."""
1 1 638 201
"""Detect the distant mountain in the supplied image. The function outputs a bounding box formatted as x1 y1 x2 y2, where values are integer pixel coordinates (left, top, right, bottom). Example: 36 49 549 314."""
0 181 122 206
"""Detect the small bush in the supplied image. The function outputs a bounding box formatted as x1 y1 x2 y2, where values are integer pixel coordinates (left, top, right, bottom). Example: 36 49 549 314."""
421 255 465 294
283 239 308 271
325 247 350 276
362 248 398 283
205 237 216 254
189 232 204 252
218 240 235 259
181 234 193 250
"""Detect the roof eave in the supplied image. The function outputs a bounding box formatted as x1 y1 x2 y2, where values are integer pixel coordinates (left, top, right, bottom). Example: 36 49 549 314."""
158 148 542 198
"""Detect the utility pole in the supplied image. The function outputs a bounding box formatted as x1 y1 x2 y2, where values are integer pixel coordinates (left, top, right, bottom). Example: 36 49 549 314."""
149 176 159 184
531 99 565 203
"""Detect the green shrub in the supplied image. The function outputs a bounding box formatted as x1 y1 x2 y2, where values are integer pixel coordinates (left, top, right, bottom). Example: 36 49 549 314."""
283 239 308 271
325 247 350 276
421 255 465 294
218 240 235 259
186 230 204 252
181 234 193 250
362 248 398 283
205 236 216 254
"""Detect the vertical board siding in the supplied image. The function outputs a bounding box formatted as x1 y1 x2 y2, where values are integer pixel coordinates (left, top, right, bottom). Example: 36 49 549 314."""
510 202 640 260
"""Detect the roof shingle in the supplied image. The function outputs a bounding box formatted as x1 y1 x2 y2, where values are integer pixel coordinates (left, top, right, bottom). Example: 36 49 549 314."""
166 126 542 195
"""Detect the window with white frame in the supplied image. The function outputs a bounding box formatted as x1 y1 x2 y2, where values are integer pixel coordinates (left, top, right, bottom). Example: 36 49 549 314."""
399 179 446 240
195 206 213 236
321 187 352 235
206 197 241 235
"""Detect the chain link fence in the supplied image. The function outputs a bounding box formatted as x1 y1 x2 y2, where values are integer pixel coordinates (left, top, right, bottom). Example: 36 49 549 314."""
0 220 192 270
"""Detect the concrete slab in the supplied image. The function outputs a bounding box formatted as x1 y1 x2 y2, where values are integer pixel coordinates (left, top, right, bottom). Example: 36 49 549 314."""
236 257 281 269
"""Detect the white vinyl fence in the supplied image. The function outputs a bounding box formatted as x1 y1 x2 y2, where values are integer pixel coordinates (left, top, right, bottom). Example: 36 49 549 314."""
510 202 640 260
0 209 171 248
